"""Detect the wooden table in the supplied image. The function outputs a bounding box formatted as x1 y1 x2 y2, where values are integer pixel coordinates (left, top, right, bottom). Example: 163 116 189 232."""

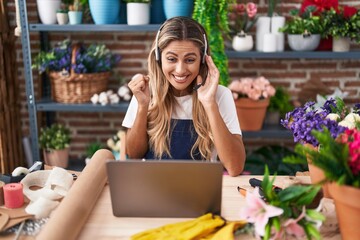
76 175 314 239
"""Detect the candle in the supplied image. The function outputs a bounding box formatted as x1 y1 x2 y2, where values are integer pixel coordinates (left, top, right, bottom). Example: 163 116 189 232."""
4 183 24 208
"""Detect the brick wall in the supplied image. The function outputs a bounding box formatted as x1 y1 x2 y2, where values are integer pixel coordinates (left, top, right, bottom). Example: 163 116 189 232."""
6 0 360 161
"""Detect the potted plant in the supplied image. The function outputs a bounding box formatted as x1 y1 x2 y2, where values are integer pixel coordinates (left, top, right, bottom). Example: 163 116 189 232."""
266 87 294 125
67 0 83 24
281 97 360 197
56 8 69 25
39 123 71 168
283 122 360 240
32 39 121 103
123 0 150 25
228 2 258 52
279 6 323 51
321 6 360 52
36 0 61 24
89 0 121 24
164 0 194 19
193 0 232 86
228 76 276 131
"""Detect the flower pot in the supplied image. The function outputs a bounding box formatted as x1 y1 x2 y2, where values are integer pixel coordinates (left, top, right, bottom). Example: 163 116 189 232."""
56 12 69 25
288 34 321 51
235 98 269 131
89 0 120 24
163 0 194 19
68 11 82 25
232 33 253 52
332 37 350 52
328 182 360 240
36 0 61 24
127 3 150 25
304 143 331 198
43 148 69 168
316 37 333 51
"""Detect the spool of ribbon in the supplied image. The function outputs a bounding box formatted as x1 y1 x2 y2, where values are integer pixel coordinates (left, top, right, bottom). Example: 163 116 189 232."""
3 183 24 209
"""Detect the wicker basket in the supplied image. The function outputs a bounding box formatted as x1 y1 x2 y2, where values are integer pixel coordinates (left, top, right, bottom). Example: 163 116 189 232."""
48 44 110 103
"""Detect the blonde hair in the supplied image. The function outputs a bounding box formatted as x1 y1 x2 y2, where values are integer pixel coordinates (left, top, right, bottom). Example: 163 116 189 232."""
147 17 213 160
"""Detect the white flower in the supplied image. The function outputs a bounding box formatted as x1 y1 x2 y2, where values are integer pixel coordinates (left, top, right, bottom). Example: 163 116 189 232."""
344 113 360 124
90 94 99 104
325 113 340 121
338 120 355 129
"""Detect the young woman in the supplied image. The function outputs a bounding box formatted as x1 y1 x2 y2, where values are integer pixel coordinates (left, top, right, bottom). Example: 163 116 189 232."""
122 17 245 176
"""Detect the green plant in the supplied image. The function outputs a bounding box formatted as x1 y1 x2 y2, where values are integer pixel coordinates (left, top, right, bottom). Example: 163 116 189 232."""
268 87 294 116
322 7 360 42
39 124 71 150
268 0 280 17
193 0 233 86
279 6 323 35
86 142 103 158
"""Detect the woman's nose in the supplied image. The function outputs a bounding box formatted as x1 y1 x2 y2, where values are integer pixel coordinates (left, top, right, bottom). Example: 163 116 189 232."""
175 62 186 74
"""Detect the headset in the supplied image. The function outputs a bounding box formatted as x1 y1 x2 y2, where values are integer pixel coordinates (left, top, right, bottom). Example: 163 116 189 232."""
154 29 208 64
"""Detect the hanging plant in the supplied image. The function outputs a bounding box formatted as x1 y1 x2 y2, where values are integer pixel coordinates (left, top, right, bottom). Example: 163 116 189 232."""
193 0 234 86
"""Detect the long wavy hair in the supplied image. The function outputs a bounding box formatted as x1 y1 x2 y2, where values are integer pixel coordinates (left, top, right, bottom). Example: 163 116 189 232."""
147 16 214 160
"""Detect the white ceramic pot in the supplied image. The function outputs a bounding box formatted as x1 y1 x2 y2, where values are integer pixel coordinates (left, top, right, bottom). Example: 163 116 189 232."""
263 33 277 52
332 37 350 52
37 0 61 24
56 12 69 25
127 3 150 25
288 34 321 51
232 33 253 52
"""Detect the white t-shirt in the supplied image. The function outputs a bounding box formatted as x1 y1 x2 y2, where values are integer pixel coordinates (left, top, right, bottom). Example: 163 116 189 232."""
122 85 242 160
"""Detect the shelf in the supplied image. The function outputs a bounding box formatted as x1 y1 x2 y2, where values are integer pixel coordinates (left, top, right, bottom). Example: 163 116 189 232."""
226 50 360 59
29 24 161 32
242 124 292 139
36 99 130 112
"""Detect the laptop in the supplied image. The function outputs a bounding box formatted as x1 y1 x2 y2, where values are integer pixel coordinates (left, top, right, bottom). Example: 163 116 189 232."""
106 160 223 218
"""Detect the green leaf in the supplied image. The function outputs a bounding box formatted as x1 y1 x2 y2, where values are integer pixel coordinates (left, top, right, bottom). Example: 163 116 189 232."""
296 185 321 206
306 209 326 221
278 185 313 202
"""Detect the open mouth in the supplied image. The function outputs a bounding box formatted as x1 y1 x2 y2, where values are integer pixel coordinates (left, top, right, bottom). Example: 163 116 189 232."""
173 75 189 83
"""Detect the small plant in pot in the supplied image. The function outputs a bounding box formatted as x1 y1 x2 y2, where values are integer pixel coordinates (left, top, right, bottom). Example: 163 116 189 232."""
123 0 151 25
85 141 103 165
56 8 69 25
266 87 294 125
279 6 324 51
39 123 71 168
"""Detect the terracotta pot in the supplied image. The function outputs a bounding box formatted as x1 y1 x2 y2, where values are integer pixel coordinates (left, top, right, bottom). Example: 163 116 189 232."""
43 148 69 168
235 98 269 131
304 144 331 198
328 182 360 240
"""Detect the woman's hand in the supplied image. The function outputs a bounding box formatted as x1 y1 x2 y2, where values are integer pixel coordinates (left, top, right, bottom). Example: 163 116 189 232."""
196 55 219 109
128 73 150 107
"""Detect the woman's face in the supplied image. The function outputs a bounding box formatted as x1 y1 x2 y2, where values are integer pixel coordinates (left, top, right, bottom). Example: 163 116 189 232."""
161 40 202 97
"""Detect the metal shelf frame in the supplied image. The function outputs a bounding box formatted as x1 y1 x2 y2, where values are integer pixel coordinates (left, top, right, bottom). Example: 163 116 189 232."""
19 0 359 164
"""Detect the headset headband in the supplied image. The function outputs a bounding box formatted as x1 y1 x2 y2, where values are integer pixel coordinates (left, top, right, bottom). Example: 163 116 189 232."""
155 29 208 64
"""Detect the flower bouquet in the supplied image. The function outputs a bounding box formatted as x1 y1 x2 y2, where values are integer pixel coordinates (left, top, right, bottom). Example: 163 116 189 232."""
240 167 325 240
107 130 126 160
228 76 275 131
32 39 121 103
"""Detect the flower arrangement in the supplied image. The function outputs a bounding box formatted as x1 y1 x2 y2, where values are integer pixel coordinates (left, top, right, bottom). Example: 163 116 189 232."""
321 6 360 43
228 76 276 101
228 1 258 35
240 167 325 240
279 6 323 35
281 96 360 147
32 39 121 74
300 0 338 16
39 124 71 150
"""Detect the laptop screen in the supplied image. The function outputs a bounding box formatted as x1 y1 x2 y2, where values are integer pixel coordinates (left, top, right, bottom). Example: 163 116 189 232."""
106 160 223 218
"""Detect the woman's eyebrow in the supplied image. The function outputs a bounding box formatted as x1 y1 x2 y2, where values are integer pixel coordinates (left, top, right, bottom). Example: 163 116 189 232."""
165 51 198 57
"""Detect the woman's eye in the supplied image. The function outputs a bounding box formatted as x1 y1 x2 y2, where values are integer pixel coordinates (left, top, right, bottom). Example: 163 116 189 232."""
185 58 195 63
166 57 176 62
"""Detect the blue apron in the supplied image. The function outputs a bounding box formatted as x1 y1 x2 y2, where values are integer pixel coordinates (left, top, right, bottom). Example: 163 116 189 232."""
144 119 202 160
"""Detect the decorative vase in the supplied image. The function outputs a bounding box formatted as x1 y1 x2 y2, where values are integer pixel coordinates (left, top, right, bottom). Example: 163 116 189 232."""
56 12 69 25
127 3 150 25
232 32 253 52
43 148 69 168
68 11 82 24
316 37 333 51
262 33 277 52
89 0 120 24
304 143 331 198
235 98 269 131
36 0 61 24
288 34 321 51
328 182 360 240
151 0 166 24
255 16 271 52
163 0 194 19
332 37 350 52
